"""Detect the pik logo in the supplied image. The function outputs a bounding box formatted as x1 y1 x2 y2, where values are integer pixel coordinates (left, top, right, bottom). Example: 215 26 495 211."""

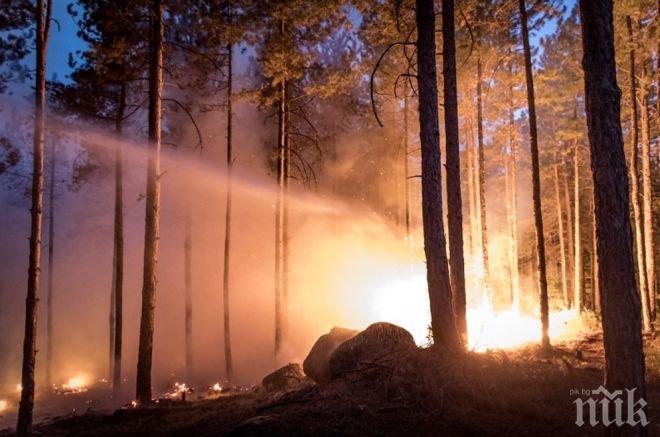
573 386 648 427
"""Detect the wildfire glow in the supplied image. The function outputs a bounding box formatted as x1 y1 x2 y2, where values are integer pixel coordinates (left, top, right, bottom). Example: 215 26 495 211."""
357 268 580 351
0 399 7 413
16 383 21 393
59 375 89 394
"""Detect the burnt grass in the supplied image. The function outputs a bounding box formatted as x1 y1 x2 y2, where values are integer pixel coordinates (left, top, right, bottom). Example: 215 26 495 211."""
10 335 660 436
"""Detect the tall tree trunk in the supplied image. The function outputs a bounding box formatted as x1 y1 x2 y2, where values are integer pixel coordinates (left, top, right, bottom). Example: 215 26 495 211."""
554 153 569 308
184 208 193 380
640 63 655 318
626 16 652 333
476 56 490 295
403 91 411 244
508 80 520 311
466 116 476 259
222 43 234 379
112 83 126 395
519 0 550 350
574 139 582 312
282 92 290 340
415 0 459 351
579 0 646 403
45 139 55 388
17 0 50 433
562 155 575 297
136 0 164 404
442 0 466 343
274 23 286 355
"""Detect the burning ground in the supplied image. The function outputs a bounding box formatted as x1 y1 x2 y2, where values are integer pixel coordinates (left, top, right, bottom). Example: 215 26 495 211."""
1 326 658 436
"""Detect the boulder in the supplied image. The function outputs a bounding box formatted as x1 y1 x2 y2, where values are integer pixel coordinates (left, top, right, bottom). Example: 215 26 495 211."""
303 327 359 383
328 322 416 379
261 363 309 392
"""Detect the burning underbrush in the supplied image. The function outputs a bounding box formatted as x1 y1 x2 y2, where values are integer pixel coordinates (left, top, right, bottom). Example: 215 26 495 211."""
18 326 659 436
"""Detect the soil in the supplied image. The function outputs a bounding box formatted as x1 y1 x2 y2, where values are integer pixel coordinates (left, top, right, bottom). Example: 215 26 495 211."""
2 333 659 436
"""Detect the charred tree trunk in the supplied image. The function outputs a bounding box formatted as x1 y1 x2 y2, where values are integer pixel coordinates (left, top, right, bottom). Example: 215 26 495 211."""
136 0 164 404
17 0 50 433
579 0 646 402
184 208 193 380
574 139 582 312
442 0 466 343
45 139 55 388
403 91 411 244
282 92 290 341
591 194 600 313
554 153 569 308
415 0 459 351
519 0 550 350
466 117 476 259
626 16 652 333
222 43 234 379
112 84 126 395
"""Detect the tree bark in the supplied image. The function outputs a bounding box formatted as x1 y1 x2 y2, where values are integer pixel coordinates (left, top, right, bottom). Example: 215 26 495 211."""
519 0 550 350
112 83 126 395
415 0 459 351
136 0 164 404
640 62 655 318
222 43 234 380
403 91 411 244
45 138 55 388
466 116 476 259
574 139 582 312
274 20 286 356
508 80 520 311
562 155 575 297
17 0 50 434
476 56 490 295
591 194 600 312
184 208 193 380
554 153 569 308
17 0 51 433
626 16 652 333
579 0 646 403
441 0 466 343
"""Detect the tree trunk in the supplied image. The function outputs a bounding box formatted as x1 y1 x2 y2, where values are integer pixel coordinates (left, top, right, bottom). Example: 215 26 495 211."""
45 138 55 388
554 154 569 308
508 80 520 311
112 84 126 395
519 0 550 350
466 116 476 260
640 63 655 318
476 56 490 296
562 156 575 297
282 89 290 341
626 16 652 333
591 194 600 313
274 22 286 355
574 139 582 312
415 0 459 351
579 0 646 403
17 0 50 434
222 43 234 380
441 0 466 343
403 91 411 244
136 0 164 404
184 208 193 380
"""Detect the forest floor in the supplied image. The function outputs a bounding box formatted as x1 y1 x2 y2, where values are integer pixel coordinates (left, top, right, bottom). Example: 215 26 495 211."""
3 332 660 436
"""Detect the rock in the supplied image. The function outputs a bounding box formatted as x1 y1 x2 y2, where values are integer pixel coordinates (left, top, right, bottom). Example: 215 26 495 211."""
328 322 416 379
303 327 359 383
261 363 309 392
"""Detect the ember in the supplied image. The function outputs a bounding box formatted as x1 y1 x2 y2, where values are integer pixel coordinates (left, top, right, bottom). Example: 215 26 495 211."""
56 375 89 394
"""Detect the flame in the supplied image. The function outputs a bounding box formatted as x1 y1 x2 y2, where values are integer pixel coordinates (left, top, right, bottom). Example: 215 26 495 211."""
356 268 580 350
58 375 89 394
16 383 22 393
0 399 7 413
211 383 223 392
164 382 190 400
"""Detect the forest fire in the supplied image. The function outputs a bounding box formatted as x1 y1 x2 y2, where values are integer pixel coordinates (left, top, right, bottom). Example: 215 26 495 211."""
56 375 89 395
0 399 7 414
